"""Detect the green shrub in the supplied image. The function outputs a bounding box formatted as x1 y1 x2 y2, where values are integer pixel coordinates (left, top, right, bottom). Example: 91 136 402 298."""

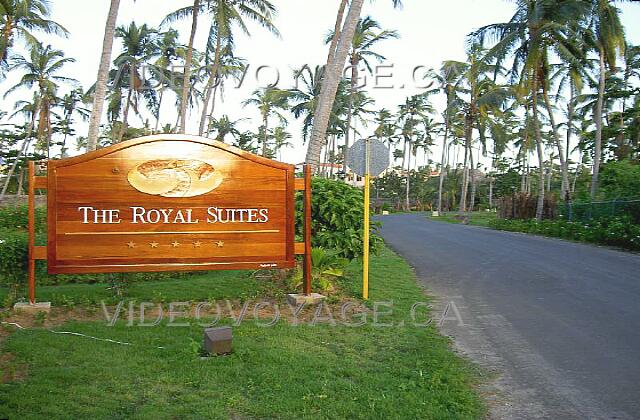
296 178 382 260
488 217 640 251
0 229 29 285
0 205 46 232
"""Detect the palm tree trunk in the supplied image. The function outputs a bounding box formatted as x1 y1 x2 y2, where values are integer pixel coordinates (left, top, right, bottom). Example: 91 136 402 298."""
17 169 25 196
154 87 165 133
405 139 412 211
342 55 357 172
327 0 349 63
532 82 546 222
437 101 450 213
591 49 606 200
566 83 575 169
459 115 472 212
0 132 32 199
199 35 223 136
87 0 121 151
118 89 133 143
469 146 477 214
206 84 220 136
306 0 364 169
179 0 201 134
542 87 570 201
262 114 269 157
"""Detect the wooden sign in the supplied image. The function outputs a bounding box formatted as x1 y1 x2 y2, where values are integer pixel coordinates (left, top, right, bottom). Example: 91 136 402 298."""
27 135 312 303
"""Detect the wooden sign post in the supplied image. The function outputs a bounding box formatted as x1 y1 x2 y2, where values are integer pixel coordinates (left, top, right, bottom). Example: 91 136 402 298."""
27 135 312 304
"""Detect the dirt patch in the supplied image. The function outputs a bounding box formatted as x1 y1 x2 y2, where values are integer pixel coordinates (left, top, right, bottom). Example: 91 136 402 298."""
0 352 27 383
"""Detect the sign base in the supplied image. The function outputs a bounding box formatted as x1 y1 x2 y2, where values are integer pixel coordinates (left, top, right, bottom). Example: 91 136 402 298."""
14 301 51 314
287 293 326 306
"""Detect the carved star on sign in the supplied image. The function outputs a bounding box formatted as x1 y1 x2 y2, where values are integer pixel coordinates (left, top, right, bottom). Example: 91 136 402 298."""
216 241 225 247
150 242 159 248
171 241 181 248
127 241 136 248
193 241 202 248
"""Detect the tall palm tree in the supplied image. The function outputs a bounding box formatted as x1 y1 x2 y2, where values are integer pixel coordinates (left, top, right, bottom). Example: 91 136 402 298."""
0 94 37 198
585 0 627 199
272 125 292 160
183 0 280 136
87 0 120 151
164 0 201 134
203 45 247 137
429 61 466 213
112 22 159 142
327 16 398 171
58 88 90 157
4 42 76 158
0 0 68 76
150 28 186 132
397 94 433 210
305 0 403 169
242 87 289 157
470 0 588 220
209 114 243 143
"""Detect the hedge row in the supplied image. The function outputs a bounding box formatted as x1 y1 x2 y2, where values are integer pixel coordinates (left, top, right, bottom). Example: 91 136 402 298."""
488 216 640 251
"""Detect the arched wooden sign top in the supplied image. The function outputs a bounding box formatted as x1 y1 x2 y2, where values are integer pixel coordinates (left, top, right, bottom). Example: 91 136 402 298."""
45 135 298 274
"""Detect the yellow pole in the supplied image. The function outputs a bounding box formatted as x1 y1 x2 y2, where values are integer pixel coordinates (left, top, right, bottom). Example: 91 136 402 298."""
363 173 370 300
363 137 371 300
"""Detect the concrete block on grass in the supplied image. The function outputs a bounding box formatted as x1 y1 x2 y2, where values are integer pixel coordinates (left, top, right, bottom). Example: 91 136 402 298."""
286 293 326 306
13 302 51 314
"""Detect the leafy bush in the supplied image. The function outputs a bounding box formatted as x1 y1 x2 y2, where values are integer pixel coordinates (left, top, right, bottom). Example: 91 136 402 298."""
599 160 640 200
288 247 349 293
488 216 640 251
0 205 46 232
0 229 29 285
296 178 382 260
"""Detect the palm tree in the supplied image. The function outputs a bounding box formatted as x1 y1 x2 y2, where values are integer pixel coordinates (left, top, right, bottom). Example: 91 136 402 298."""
112 22 159 142
0 0 68 76
58 88 90 157
86 0 120 151
397 94 433 210
0 94 37 198
585 0 627 199
180 0 280 136
470 0 588 220
150 28 186 133
242 87 289 157
4 42 76 158
209 114 242 143
327 16 398 171
272 125 292 160
305 0 403 169
429 61 466 213
203 45 247 137
164 0 201 134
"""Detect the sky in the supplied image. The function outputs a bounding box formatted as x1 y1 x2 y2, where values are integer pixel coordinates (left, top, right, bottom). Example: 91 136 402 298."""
2 0 640 168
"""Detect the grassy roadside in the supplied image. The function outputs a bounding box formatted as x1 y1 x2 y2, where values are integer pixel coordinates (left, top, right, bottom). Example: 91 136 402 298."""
0 246 485 419
427 211 497 228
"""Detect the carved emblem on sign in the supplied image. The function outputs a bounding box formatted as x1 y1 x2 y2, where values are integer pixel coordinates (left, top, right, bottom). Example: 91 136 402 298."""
127 159 223 197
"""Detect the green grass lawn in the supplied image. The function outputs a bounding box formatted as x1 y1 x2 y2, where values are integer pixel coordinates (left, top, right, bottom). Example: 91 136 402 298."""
0 246 485 419
0 270 268 307
428 211 497 228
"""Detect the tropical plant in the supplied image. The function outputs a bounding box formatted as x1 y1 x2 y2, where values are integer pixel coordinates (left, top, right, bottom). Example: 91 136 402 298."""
470 0 589 220
86 0 120 151
4 42 76 157
242 87 289 156
0 0 68 77
326 16 398 171
305 0 403 168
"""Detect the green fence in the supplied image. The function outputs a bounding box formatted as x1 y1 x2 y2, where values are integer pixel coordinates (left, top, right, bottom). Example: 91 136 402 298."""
561 199 640 224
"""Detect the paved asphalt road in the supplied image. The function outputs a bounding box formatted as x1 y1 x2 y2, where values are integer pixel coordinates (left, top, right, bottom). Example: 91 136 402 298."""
378 214 640 420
